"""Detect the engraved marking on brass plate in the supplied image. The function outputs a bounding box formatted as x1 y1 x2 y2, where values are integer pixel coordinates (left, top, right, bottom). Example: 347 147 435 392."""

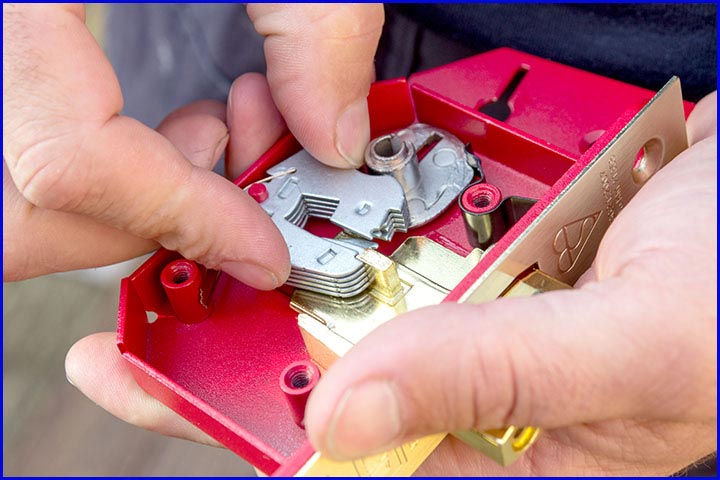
552 210 602 274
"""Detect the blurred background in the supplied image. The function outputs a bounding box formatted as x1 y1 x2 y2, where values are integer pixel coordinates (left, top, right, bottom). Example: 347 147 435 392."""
3 5 255 476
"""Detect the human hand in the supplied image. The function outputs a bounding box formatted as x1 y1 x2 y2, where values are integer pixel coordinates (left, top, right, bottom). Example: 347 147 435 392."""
63 84 716 473
56 4 716 475
4 3 385 283
304 91 717 475
3 4 290 287
226 3 385 178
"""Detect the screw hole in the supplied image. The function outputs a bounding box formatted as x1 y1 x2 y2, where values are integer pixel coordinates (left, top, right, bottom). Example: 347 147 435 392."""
283 363 316 391
163 260 198 286
290 371 310 388
460 183 502 214
632 137 664 185
146 311 159 324
173 271 189 284
472 194 492 209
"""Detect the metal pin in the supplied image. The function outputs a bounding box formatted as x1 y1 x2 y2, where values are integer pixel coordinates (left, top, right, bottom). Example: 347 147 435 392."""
243 168 298 191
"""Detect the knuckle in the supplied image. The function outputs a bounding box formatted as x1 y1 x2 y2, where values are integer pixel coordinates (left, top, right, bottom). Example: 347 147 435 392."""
499 328 537 426
465 303 552 430
153 212 218 269
164 233 223 273
10 133 89 211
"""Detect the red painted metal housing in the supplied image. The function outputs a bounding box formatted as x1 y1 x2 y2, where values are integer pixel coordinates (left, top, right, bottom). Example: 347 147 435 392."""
116 48 692 475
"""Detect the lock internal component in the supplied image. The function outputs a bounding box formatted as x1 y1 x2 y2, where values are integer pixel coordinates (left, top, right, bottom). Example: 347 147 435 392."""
459 182 537 249
366 124 475 227
255 124 477 298
254 151 410 297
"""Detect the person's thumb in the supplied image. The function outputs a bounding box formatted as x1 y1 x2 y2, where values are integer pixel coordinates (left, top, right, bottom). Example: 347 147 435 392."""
304 276 711 460
248 3 384 168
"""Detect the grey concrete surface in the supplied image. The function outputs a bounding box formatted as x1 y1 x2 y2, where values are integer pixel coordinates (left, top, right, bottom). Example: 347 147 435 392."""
3 266 255 476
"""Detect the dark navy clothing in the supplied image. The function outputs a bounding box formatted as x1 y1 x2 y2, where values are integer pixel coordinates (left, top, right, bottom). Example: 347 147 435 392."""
106 4 716 128
388 3 716 101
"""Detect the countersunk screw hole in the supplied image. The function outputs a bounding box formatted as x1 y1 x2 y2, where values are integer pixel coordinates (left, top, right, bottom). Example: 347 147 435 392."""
173 271 189 284
472 194 492 208
290 371 310 388
632 137 664 185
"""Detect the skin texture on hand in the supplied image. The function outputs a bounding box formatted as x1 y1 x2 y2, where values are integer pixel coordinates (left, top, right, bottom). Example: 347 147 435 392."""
247 4 384 168
59 90 290 449
3 0 384 459
3 4 292 288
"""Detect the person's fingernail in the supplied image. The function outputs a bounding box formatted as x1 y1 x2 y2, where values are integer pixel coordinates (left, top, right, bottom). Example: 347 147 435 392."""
66 374 76 388
335 99 370 168
213 133 230 160
220 261 280 290
226 89 235 118
325 380 403 460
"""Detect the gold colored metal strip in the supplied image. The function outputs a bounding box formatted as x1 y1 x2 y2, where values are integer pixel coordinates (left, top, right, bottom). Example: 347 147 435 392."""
295 434 446 476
